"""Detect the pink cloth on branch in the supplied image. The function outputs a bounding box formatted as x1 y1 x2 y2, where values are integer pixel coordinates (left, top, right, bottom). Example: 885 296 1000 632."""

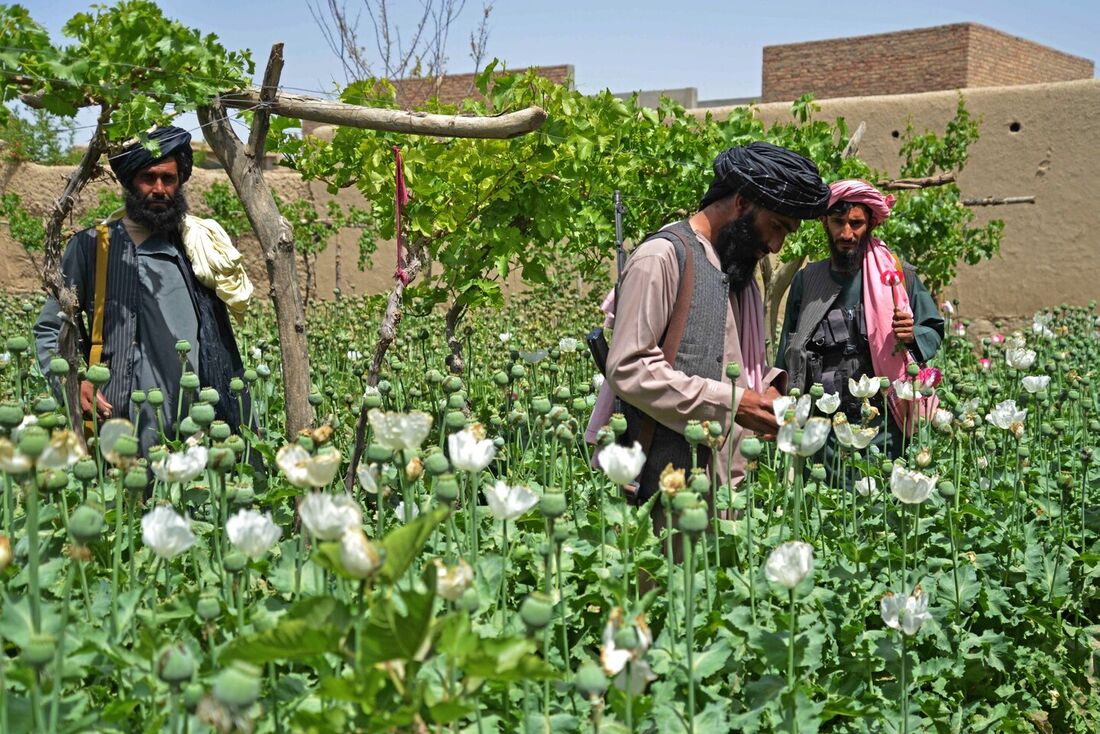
393 146 410 285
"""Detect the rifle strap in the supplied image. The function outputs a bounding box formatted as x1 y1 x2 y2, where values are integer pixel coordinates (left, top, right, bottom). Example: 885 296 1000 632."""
90 223 110 368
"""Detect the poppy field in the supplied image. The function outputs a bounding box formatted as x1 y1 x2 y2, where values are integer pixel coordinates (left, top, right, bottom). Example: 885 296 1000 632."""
0 291 1097 733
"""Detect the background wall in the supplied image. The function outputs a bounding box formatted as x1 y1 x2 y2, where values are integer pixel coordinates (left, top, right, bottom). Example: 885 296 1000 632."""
700 78 1100 322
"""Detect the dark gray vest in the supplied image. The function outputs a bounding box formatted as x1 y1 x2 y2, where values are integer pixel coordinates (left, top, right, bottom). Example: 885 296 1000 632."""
625 220 730 503
784 259 917 398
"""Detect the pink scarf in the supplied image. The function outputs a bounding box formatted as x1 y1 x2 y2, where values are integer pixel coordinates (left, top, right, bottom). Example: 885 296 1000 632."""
583 276 766 445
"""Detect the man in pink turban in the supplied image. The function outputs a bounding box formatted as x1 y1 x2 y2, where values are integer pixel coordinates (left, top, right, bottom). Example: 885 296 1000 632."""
775 179 944 459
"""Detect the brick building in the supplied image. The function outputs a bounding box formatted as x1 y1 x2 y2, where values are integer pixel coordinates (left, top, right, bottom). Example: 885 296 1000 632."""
390 64 574 108
762 23 1093 103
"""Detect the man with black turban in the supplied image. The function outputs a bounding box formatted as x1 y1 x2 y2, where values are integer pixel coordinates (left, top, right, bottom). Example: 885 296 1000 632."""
35 126 254 455
589 141 831 507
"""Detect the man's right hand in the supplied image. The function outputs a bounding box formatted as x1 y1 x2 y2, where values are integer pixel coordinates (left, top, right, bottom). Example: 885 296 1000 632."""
734 388 779 438
80 380 113 420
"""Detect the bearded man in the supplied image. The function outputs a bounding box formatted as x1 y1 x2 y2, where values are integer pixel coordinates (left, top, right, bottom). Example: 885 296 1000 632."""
776 179 944 458
587 142 832 504
34 126 253 453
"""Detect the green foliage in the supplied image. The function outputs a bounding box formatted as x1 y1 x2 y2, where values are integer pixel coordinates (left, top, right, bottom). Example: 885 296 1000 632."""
273 70 999 339
1 1 253 143
0 103 81 164
0 191 43 252
200 181 247 238
76 189 124 229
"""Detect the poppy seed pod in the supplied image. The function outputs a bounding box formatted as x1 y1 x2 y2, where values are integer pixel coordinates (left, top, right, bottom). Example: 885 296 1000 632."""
196 594 221 621
175 340 192 355
540 490 568 519
48 357 70 376
157 643 196 686
21 633 57 668
0 401 23 428
255 364 271 379
17 425 49 459
575 660 609 699
678 505 709 536
189 403 216 427
180 372 201 391
147 388 165 406
209 421 232 441
213 662 262 709
123 466 148 490
684 420 705 445
809 383 825 399
434 473 460 503
5 336 29 354
740 437 764 460
86 364 111 387
725 361 741 380
229 377 245 394
520 592 555 631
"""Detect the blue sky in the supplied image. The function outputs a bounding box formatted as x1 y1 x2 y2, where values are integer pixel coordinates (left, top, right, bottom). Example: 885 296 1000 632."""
19 0 1100 138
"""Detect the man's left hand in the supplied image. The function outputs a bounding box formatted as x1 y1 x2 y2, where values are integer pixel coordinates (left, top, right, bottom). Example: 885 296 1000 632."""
892 308 915 345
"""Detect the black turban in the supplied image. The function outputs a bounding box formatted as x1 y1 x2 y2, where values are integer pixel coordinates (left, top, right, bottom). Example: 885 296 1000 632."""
699 141 831 219
109 125 193 190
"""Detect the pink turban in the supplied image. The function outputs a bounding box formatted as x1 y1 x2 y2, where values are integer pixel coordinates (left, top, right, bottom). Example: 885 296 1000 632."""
828 179 896 228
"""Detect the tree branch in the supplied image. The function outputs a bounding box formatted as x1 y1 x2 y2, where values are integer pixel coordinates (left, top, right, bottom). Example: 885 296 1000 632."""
962 195 1035 207
877 173 956 190
248 43 285 159
217 89 546 139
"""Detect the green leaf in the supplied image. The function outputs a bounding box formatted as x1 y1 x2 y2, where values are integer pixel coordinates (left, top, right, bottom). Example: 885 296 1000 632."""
358 576 436 664
379 506 449 583
221 597 351 664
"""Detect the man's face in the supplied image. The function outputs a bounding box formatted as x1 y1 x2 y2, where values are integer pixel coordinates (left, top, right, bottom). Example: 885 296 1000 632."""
823 205 870 271
132 158 180 207
714 204 799 291
124 156 188 235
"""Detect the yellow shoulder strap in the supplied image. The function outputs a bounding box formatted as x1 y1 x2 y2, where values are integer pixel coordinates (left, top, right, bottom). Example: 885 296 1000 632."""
89 223 110 367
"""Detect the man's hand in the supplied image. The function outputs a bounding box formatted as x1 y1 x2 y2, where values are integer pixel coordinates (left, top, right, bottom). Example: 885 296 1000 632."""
892 308 915 345
735 387 779 439
80 380 113 420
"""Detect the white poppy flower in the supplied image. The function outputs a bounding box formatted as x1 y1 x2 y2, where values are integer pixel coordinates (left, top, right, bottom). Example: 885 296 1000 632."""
592 373 605 391
340 527 383 579
1005 346 1036 370
832 413 879 450
558 337 579 353
600 608 653 679
151 443 209 483
599 441 647 486
498 332 511 344
848 374 880 399
777 417 830 457
435 558 474 601
892 379 916 401
0 438 32 475
986 399 1027 433
226 509 282 560
932 409 954 431
356 462 380 494
483 480 539 521
299 492 362 540
890 465 937 504
36 430 86 471
1021 375 1050 394
276 444 342 488
854 477 877 497
880 588 932 636
773 394 811 426
141 505 197 560
394 500 421 522
815 392 841 415
368 409 433 452
764 541 814 589
447 426 496 473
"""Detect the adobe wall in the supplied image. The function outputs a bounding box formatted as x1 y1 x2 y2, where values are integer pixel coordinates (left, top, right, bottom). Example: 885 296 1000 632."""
698 78 1100 322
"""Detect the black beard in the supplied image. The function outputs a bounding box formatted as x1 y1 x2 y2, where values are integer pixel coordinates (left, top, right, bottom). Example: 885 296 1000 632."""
829 235 868 272
125 187 188 236
714 213 768 292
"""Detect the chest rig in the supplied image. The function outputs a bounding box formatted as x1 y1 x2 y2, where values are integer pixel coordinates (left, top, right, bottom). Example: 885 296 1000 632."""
804 300 876 422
